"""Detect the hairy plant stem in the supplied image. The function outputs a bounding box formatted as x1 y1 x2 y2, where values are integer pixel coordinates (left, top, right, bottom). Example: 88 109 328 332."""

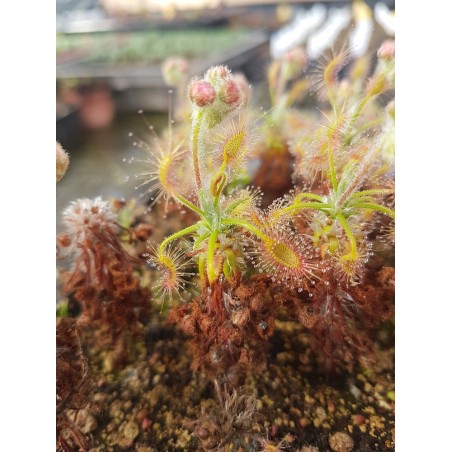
328 88 337 116
336 213 358 260
343 116 385 147
349 188 394 199
272 201 331 221
327 140 338 192
191 109 205 191
207 230 219 284
213 168 227 207
274 67 287 105
295 192 325 202
159 224 200 255
198 256 206 283
353 94 371 123
222 218 268 242
351 202 395 218
193 231 210 249
224 197 249 214
174 194 205 217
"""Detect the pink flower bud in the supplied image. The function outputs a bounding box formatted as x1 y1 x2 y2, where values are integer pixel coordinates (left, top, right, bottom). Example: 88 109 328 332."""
219 80 241 106
282 47 307 80
189 80 216 107
378 40 395 60
232 73 251 105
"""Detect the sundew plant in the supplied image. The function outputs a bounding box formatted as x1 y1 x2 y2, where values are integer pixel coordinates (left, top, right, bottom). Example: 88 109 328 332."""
287 41 395 284
55 37 396 451
133 40 395 375
146 66 322 304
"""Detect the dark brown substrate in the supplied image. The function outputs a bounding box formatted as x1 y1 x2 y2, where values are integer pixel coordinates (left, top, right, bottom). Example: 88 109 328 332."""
64 314 394 451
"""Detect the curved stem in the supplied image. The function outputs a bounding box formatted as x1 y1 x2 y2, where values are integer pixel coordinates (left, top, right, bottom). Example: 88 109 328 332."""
159 224 199 255
352 202 395 218
355 117 385 136
295 192 325 202
174 194 205 218
213 171 227 207
349 93 371 129
225 197 248 214
344 117 385 146
336 213 358 259
223 218 268 242
193 231 210 249
350 188 394 199
207 230 219 284
272 202 331 221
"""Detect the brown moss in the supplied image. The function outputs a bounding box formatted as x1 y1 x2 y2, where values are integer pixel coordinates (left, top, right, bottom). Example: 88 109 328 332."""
57 200 152 369
56 318 93 451
190 380 260 451
169 275 280 377
297 266 394 373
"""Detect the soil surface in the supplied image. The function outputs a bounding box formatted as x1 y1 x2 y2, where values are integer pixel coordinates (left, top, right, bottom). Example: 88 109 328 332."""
68 313 394 451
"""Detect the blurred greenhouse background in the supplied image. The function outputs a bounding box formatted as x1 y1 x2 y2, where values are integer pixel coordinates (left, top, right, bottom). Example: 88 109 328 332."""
56 0 394 231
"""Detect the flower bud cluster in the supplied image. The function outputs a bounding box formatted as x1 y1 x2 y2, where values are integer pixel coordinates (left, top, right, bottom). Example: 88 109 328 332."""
377 39 395 61
188 66 242 127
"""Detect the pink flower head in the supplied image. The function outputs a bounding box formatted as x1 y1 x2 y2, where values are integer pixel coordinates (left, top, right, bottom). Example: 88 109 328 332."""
377 40 395 60
189 80 216 107
219 79 241 107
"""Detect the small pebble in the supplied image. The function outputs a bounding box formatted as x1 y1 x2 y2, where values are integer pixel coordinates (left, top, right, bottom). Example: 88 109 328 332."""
124 421 139 441
141 418 152 430
352 414 365 425
136 409 148 423
327 400 335 413
301 446 319 452
329 432 354 452
299 417 311 428
81 414 97 434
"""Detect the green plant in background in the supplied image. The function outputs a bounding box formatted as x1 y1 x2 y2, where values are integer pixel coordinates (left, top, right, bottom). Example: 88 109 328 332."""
56 29 250 65
284 41 395 283
263 46 311 152
250 46 314 208
270 147 394 282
